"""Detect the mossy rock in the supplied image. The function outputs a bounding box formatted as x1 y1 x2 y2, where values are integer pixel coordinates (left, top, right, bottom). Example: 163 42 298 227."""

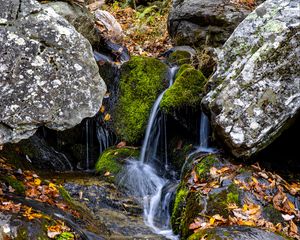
160 64 207 114
114 56 168 144
167 50 193 65
171 183 189 234
95 147 139 177
2 175 26 195
207 184 240 217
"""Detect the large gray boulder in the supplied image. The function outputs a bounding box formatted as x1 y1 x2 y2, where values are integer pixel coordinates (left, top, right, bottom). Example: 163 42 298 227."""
43 1 99 46
168 0 264 47
203 0 300 158
0 0 106 144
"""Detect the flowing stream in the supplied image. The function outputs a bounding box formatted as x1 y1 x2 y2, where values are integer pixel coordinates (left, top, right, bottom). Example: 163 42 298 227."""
119 66 179 240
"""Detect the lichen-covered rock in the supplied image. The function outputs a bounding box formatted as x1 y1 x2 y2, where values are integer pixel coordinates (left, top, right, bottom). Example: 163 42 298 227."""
0 0 106 144
114 56 168 144
168 0 263 47
43 1 99 46
203 0 300 158
160 64 207 113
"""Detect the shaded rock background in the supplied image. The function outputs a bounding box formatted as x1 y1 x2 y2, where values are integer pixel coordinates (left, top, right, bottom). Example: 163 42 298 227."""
168 0 264 47
0 0 106 145
203 0 300 158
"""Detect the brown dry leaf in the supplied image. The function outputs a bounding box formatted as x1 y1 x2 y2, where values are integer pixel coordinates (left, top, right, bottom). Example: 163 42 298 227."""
217 167 230 174
209 167 218 176
290 220 298 234
191 170 199 183
116 141 126 148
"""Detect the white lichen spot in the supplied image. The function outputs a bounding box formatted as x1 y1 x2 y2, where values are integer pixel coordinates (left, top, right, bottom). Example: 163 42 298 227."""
253 108 263 116
11 105 19 111
32 56 45 67
234 99 245 107
37 80 47 87
0 18 8 24
225 126 232 133
74 63 82 71
250 121 260 130
52 80 62 88
230 127 245 145
7 32 26 46
26 69 34 75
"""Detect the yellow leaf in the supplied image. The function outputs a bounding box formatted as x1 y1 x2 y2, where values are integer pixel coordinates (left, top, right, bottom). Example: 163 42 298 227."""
34 178 41 186
49 183 57 190
209 217 215 225
251 177 258 184
287 201 295 211
242 220 255 226
104 113 111 121
100 105 105 113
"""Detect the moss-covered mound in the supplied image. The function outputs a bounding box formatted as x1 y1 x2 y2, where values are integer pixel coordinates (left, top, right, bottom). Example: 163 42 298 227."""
160 64 207 113
95 147 139 177
114 56 168 144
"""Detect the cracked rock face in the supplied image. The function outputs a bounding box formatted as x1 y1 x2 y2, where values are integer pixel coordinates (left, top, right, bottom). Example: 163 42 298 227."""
0 0 106 144
203 0 300 158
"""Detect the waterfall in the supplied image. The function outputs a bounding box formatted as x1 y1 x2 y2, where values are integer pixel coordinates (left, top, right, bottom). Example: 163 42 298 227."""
187 112 216 160
119 66 178 240
199 112 209 150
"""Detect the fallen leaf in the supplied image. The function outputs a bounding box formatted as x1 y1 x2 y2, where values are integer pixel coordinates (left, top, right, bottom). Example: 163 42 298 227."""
104 113 111 121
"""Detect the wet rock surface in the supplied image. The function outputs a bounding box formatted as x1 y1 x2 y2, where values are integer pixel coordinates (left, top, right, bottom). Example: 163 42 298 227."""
59 173 165 239
0 0 106 145
168 0 263 47
203 0 300 158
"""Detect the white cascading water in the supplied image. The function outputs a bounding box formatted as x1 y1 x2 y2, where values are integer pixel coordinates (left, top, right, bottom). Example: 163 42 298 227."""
187 112 216 160
119 67 178 240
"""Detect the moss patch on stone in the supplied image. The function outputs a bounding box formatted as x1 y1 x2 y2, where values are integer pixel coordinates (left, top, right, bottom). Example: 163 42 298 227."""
207 184 240 217
171 183 189 234
195 154 218 180
2 176 25 195
95 147 139 176
160 64 207 113
114 56 168 144
168 50 192 65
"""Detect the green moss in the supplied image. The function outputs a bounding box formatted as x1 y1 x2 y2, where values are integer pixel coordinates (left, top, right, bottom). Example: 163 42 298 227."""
188 229 223 240
168 50 192 65
59 186 73 203
180 192 204 239
195 154 218 179
114 56 168 143
171 184 189 234
207 184 240 217
2 176 25 195
95 147 139 176
56 232 74 240
160 64 207 113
